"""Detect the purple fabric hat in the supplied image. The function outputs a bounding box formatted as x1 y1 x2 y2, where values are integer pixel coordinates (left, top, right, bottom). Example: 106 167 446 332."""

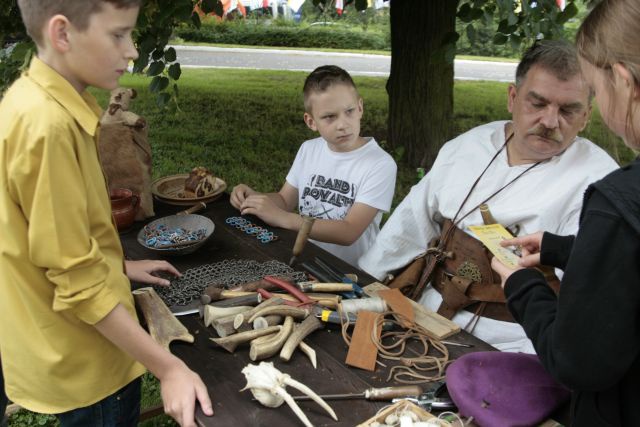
445 352 570 427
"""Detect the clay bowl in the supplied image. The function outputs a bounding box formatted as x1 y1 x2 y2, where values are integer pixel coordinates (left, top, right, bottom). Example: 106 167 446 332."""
137 214 215 256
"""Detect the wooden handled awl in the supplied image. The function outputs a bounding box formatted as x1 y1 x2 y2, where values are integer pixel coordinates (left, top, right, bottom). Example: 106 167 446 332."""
289 215 315 266
292 385 423 401
133 287 194 351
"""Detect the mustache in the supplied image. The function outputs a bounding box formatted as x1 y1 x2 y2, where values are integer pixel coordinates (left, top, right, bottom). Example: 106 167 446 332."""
526 124 563 143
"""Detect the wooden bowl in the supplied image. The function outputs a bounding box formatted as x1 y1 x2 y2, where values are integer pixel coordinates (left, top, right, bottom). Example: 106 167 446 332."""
151 174 227 206
137 214 215 256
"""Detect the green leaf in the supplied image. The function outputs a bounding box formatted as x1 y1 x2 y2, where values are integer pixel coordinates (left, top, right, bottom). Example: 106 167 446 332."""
469 7 484 20
156 92 171 108
150 75 170 93
510 34 522 50
132 54 149 74
191 11 201 29
466 24 476 44
201 0 217 14
457 3 472 22
507 11 518 26
214 0 224 17
139 34 156 55
493 33 508 45
147 60 165 76
497 18 509 34
164 47 177 62
151 49 164 60
168 63 182 80
557 2 578 24
355 0 368 11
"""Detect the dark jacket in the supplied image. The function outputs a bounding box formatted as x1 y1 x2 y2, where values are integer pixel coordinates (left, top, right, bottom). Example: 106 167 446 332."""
504 158 640 426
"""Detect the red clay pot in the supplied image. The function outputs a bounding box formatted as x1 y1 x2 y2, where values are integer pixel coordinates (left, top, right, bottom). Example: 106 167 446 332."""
110 188 140 231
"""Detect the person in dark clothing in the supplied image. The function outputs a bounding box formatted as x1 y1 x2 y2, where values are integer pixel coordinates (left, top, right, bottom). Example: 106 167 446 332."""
491 0 640 425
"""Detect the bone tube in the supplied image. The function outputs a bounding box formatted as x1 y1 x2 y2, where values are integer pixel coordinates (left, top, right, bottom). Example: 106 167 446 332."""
280 316 323 362
250 316 294 361
210 326 281 353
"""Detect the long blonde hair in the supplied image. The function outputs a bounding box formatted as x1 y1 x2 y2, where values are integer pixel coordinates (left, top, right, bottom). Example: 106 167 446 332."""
576 0 640 141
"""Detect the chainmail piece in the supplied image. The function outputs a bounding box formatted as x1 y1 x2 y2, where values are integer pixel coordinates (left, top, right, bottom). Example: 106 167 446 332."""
153 259 308 307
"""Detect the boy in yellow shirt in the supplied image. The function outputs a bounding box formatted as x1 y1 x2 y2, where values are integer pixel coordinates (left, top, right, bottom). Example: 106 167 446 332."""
0 1 213 426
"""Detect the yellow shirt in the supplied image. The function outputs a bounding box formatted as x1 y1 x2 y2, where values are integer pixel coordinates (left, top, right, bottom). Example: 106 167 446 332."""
0 57 145 413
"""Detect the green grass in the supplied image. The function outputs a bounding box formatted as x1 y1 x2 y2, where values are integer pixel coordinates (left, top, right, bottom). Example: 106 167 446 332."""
6 67 631 426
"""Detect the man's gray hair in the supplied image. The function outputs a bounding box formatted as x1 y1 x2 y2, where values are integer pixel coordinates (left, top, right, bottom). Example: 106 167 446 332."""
515 39 582 87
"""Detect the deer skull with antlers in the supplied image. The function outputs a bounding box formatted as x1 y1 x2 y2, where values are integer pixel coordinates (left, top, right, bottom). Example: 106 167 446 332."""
241 362 337 427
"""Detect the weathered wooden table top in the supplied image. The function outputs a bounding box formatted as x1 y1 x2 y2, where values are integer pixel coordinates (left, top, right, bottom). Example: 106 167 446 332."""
121 194 494 426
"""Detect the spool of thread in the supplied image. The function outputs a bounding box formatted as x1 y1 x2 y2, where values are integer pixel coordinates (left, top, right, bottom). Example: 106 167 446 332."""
340 297 387 315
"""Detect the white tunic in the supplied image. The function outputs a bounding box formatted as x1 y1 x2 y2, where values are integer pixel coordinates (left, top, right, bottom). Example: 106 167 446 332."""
286 136 397 267
358 121 619 353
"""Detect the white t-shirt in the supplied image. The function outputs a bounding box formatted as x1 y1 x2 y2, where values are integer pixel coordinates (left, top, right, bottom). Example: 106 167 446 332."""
358 121 619 353
286 136 397 267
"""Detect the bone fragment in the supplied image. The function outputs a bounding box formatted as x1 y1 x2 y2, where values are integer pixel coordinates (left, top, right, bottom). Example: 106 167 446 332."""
280 316 323 362
298 341 317 369
247 305 309 324
132 287 194 351
253 315 283 330
250 316 294 361
201 305 252 328
210 326 281 353
250 331 280 346
285 376 338 421
234 297 285 331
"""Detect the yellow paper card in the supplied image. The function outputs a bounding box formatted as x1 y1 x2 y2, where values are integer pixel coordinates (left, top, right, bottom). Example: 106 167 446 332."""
468 224 520 269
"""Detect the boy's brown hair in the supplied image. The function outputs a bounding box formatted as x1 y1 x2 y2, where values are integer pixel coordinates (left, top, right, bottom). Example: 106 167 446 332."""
18 0 142 46
303 65 358 113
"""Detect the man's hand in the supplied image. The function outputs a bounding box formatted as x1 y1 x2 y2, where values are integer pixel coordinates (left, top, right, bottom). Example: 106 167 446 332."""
159 360 214 427
230 184 257 210
500 231 544 267
125 260 181 287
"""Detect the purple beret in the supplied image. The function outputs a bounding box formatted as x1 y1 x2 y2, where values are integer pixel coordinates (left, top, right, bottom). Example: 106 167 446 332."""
445 352 570 427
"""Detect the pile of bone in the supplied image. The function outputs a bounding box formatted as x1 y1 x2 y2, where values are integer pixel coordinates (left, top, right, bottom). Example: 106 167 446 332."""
204 296 321 367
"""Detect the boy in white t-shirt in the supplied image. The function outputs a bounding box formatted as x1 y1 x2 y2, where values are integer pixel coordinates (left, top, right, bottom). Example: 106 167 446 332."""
231 65 397 266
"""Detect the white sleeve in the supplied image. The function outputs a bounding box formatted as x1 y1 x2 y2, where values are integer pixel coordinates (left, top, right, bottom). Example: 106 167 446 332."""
358 173 441 280
354 156 397 212
285 143 306 190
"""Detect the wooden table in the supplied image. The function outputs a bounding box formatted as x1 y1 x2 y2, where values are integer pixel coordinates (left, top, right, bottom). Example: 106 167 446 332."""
121 195 495 426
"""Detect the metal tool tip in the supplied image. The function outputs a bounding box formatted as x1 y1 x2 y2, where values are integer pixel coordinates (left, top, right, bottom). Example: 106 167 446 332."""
288 255 296 267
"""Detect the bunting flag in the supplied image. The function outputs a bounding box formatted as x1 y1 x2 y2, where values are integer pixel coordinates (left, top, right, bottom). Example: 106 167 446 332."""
556 0 566 10
336 0 344 15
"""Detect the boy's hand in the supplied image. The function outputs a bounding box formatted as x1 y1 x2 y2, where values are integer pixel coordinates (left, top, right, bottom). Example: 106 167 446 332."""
125 260 181 287
160 361 214 427
240 194 289 228
500 232 544 267
230 184 257 210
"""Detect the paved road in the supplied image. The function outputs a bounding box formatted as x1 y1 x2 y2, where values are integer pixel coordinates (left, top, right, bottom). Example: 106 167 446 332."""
172 45 517 82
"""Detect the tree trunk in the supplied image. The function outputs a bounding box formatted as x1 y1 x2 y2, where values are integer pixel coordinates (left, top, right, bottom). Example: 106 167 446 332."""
387 0 459 169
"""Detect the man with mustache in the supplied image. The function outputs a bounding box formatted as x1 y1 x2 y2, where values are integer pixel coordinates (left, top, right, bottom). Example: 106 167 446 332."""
358 40 618 352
